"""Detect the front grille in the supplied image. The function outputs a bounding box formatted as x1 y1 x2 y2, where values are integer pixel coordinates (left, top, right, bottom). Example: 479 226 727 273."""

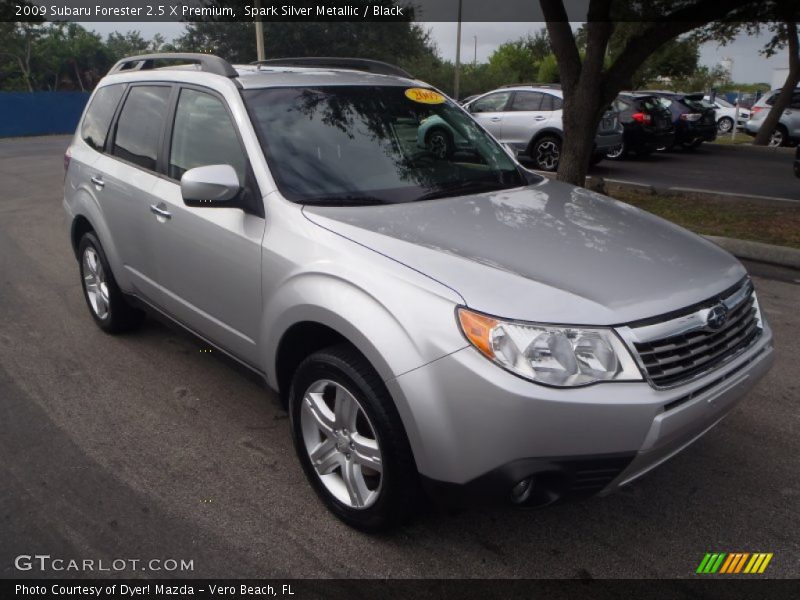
630 279 761 388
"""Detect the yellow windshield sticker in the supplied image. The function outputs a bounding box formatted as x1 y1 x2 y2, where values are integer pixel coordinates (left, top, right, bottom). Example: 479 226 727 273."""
405 88 446 104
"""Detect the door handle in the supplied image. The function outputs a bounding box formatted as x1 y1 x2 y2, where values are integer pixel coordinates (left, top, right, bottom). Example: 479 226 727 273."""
489 117 502 122
150 204 172 220
534 116 547 121
90 176 105 188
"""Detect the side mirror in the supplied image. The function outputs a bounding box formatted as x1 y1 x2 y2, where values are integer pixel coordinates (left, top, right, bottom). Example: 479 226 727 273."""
180 164 241 206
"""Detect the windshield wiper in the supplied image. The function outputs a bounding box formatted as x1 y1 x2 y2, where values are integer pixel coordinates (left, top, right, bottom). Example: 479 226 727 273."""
304 194 386 207
415 180 510 202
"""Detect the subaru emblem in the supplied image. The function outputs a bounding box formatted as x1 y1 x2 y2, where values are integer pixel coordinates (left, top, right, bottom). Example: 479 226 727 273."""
706 303 728 330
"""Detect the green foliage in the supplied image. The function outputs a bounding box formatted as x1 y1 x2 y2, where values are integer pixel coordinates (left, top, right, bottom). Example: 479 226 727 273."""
486 31 550 84
537 54 560 83
0 22 169 92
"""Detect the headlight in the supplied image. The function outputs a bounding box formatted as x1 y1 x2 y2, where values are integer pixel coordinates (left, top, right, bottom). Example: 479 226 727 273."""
457 308 643 387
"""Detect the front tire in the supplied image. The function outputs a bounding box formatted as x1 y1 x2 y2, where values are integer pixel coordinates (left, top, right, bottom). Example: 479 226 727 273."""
78 232 144 333
530 135 561 171
769 126 787 147
289 344 418 531
606 141 626 160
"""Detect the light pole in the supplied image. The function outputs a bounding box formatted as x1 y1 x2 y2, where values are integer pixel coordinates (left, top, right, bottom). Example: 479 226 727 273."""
453 0 462 100
255 0 265 61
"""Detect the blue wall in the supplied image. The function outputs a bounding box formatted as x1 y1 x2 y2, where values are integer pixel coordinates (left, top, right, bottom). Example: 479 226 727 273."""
0 91 90 137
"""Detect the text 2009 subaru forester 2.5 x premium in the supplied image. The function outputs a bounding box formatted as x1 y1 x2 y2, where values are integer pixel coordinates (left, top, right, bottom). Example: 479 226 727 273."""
64 54 774 530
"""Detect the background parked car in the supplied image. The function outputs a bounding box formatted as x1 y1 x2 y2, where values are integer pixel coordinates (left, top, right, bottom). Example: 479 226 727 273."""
607 93 675 159
703 95 751 134
639 91 717 149
744 88 800 147
462 85 623 171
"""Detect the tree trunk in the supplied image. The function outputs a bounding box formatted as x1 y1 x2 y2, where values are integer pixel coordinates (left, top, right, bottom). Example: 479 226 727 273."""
559 88 607 185
753 21 799 146
73 61 85 92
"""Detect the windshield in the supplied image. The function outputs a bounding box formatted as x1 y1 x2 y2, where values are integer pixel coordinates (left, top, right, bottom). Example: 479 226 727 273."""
713 97 733 108
243 86 526 206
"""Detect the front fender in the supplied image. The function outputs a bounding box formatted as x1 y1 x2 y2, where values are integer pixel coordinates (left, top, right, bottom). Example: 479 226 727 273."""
262 269 466 387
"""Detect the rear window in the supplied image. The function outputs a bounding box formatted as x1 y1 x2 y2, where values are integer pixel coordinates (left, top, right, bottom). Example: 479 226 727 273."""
112 86 171 171
81 84 125 151
509 91 543 111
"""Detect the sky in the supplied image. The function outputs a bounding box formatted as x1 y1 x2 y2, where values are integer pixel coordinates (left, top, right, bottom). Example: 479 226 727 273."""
81 21 789 85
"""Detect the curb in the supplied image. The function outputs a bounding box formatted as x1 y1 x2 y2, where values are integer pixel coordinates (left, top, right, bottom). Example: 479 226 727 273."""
703 235 800 270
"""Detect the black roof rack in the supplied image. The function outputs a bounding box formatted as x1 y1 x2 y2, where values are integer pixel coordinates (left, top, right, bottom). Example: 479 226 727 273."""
251 57 413 79
499 82 561 89
108 53 238 78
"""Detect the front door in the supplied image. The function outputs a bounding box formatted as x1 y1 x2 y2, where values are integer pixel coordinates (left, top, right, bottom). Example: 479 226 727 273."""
148 87 265 365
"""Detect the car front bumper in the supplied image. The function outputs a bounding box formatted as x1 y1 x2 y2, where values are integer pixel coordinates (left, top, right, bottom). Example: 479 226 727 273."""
388 323 774 507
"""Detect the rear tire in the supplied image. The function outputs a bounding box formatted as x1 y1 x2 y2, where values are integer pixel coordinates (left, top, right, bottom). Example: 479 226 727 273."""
78 232 144 334
717 117 734 134
289 344 419 531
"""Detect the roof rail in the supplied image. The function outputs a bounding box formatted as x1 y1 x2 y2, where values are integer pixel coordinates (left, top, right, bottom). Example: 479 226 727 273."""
499 82 561 89
108 53 238 78
251 57 413 79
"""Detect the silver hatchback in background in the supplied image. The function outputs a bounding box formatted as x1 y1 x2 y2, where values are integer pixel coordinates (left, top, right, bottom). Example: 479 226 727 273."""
744 87 800 146
64 54 773 531
463 84 623 170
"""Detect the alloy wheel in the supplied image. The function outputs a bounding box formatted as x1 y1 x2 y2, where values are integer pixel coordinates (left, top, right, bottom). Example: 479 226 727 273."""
769 129 784 147
535 140 560 170
606 142 625 159
717 117 733 133
300 379 383 509
82 246 110 320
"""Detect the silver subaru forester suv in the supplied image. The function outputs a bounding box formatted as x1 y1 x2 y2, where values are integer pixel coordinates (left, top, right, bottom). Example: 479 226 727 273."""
64 54 774 530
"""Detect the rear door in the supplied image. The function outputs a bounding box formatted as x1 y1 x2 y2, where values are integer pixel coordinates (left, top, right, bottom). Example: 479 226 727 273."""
467 91 512 138
147 86 265 365
501 91 548 150
97 84 173 297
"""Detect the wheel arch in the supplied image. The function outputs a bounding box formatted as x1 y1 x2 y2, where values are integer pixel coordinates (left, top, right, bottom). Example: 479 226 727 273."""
526 128 563 154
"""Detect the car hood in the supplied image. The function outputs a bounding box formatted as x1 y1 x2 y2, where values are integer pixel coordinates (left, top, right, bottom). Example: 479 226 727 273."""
302 179 746 325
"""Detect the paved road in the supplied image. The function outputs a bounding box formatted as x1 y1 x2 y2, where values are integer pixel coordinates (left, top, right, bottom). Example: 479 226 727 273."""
1 136 799 579
589 142 800 202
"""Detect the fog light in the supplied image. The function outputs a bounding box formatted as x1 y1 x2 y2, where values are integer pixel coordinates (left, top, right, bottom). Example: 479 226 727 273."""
510 477 535 504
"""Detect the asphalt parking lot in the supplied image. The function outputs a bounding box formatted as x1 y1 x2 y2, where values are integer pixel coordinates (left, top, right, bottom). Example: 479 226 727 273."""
589 142 799 202
1 136 799 579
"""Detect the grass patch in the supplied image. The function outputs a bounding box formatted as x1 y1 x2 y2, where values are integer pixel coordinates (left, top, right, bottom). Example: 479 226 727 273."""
709 134 753 146
609 188 800 250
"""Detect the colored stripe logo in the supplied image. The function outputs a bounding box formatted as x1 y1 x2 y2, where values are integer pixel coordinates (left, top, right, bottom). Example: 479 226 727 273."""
697 552 773 574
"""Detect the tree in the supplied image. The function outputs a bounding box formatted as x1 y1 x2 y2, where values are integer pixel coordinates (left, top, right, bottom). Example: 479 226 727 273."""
751 22 798 146
488 40 540 83
541 0 795 186
486 31 550 84
0 23 41 92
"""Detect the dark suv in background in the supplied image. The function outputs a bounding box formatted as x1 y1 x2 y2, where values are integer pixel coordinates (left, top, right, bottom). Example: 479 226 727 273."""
641 91 717 149
608 93 675 159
